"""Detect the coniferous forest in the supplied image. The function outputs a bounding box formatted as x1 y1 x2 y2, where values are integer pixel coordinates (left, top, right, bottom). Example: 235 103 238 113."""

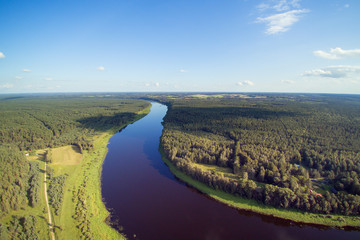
158 94 360 216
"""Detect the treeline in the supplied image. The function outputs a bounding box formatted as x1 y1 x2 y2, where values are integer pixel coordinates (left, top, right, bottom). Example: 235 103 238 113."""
48 174 67 215
0 97 150 151
159 94 360 216
0 215 38 240
28 162 41 207
73 182 93 239
0 146 42 239
0 146 32 216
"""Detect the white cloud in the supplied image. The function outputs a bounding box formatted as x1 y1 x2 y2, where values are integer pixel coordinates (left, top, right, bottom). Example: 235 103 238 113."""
303 65 360 78
0 52 5 58
0 83 14 89
44 77 53 81
179 69 188 73
313 47 360 60
155 82 160 87
273 0 300 11
313 50 338 60
145 83 150 87
15 76 23 80
304 69 334 77
97 66 105 71
256 3 271 12
257 0 300 12
257 9 309 34
244 80 254 86
256 1 308 35
23 69 32 72
344 4 350 8
237 80 254 86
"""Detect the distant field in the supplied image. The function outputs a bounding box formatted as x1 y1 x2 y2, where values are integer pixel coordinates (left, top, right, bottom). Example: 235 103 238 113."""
51 145 82 165
190 94 224 99
188 94 263 99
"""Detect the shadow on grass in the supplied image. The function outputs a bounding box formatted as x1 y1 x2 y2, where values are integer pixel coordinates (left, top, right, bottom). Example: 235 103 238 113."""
71 145 82 154
77 112 137 132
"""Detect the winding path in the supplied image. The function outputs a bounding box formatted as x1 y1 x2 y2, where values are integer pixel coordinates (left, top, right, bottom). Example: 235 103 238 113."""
44 161 55 240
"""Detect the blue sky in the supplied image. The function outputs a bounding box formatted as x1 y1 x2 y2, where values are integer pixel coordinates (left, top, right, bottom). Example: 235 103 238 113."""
0 0 359 93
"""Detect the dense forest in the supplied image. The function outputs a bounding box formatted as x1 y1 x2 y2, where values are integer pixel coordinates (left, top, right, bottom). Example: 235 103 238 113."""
158 94 360 216
0 95 149 151
0 94 150 239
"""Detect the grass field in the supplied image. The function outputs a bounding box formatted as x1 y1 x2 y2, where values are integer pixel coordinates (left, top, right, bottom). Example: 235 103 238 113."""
189 94 224 99
160 147 360 228
51 145 82 165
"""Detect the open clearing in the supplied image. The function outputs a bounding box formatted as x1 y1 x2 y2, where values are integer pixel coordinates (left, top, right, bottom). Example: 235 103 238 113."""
51 145 82 165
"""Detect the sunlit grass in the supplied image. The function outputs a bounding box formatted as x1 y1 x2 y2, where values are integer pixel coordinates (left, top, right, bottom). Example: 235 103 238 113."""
51 145 82 165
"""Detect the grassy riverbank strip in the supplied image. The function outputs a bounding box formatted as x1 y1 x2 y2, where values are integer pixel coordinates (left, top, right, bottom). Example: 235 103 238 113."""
159 147 360 229
50 105 151 239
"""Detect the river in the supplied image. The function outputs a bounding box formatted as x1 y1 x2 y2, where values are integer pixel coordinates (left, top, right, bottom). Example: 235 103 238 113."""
101 102 360 240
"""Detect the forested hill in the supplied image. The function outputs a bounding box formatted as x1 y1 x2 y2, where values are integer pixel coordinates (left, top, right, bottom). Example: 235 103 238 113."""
159 94 360 217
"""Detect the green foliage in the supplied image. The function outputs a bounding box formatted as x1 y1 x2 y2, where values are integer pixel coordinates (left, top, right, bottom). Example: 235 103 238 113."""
6 215 38 240
48 175 67 215
28 162 41 207
159 94 360 216
0 223 9 240
73 185 94 239
45 149 52 163
0 146 29 216
46 166 54 180
0 96 150 150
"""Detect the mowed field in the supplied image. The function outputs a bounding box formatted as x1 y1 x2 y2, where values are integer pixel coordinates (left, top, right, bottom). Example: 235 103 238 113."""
51 145 82 165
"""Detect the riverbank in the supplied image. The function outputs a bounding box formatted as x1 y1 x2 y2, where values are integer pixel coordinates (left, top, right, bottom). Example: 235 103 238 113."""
50 105 151 239
159 147 360 229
